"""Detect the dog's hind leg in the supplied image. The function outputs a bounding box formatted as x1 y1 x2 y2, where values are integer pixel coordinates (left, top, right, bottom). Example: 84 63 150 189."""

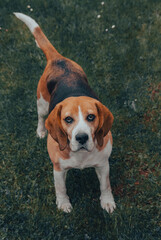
36 93 49 138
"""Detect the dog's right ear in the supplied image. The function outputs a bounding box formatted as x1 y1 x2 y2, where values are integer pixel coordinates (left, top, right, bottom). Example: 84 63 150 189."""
95 102 114 147
45 104 68 151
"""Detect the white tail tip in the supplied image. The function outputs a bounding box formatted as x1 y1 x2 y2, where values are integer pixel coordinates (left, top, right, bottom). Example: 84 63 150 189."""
14 12 39 33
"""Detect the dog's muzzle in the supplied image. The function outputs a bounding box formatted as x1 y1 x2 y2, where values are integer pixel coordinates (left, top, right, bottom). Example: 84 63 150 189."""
75 133 89 145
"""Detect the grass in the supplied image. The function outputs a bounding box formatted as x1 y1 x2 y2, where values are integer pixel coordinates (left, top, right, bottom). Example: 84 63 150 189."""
0 0 160 239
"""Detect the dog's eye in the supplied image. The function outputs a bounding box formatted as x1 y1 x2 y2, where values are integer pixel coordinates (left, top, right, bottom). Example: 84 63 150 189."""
86 114 95 122
64 116 74 124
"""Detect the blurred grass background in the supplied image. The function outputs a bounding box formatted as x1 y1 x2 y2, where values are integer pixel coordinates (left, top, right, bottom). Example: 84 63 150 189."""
0 0 160 239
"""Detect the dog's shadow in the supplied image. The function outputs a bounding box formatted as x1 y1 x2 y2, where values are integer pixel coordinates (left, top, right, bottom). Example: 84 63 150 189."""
66 168 100 206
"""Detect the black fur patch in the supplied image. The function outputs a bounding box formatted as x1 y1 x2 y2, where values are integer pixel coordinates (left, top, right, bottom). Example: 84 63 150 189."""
47 59 98 113
56 59 67 70
49 73 98 113
47 80 57 95
47 59 70 94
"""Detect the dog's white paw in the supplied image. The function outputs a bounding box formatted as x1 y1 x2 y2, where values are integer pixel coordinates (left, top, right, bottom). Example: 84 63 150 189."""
100 191 116 213
59 202 73 213
36 128 47 139
101 200 116 213
56 198 73 213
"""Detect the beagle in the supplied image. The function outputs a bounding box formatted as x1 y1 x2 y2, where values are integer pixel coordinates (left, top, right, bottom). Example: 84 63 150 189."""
14 13 116 213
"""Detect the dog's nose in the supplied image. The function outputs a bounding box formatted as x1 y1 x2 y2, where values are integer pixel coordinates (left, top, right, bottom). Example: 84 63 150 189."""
75 133 89 145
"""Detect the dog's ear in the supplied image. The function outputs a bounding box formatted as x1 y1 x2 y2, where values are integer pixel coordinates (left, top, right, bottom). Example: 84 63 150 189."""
95 102 114 147
45 104 68 151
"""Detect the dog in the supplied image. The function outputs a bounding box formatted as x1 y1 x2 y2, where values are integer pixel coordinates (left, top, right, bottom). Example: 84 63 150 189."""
14 13 116 213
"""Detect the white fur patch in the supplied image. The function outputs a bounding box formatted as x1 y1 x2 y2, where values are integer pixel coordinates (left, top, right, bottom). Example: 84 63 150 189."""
95 160 116 213
37 93 49 117
54 170 72 213
14 12 39 33
60 138 112 170
36 93 49 138
35 40 40 48
70 106 94 152
58 138 116 213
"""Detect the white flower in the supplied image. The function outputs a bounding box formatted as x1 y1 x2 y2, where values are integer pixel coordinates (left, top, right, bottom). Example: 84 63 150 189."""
97 14 101 18
101 2 105 5
30 8 33 11
27 5 31 8
111 25 115 28
131 101 137 112
105 28 108 32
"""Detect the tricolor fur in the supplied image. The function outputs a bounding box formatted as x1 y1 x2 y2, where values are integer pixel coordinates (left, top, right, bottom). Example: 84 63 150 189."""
14 13 116 213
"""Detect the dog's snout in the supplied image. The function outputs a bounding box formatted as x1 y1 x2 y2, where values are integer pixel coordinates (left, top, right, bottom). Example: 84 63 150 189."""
75 133 89 145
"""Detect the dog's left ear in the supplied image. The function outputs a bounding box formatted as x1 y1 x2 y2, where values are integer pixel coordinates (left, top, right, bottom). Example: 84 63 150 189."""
45 104 68 151
95 102 114 147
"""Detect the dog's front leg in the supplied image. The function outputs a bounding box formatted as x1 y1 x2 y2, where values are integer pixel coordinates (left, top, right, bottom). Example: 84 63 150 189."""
95 162 116 213
53 169 72 213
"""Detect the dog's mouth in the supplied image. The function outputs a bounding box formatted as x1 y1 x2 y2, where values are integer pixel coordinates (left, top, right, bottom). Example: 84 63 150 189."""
75 145 92 153
79 146 88 151
69 139 94 153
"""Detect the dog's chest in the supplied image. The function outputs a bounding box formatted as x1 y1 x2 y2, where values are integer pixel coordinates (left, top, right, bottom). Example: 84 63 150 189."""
59 140 112 170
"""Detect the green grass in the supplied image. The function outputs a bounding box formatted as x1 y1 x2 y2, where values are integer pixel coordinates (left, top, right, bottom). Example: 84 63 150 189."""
0 0 160 239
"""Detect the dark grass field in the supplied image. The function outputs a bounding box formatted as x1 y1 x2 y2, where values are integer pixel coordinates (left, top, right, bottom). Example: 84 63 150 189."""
0 0 161 239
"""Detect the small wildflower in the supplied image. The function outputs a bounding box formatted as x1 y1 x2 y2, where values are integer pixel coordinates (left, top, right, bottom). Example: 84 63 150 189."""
6 29 8 32
0 27 2 30
27 5 31 8
101 2 105 5
30 8 33 12
111 25 115 29
131 101 137 112
105 28 108 32
97 14 101 19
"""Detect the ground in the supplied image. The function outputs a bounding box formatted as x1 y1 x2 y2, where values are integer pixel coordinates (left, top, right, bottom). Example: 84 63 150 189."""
0 0 160 239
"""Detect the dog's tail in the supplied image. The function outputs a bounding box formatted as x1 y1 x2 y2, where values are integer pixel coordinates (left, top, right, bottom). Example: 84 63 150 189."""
14 12 60 61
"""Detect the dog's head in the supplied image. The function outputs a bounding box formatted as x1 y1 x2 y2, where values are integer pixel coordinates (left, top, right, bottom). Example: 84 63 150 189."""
45 97 114 152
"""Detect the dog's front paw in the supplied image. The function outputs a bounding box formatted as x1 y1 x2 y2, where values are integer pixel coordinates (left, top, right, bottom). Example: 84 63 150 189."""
36 127 47 139
101 200 116 213
100 191 116 213
56 198 73 213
